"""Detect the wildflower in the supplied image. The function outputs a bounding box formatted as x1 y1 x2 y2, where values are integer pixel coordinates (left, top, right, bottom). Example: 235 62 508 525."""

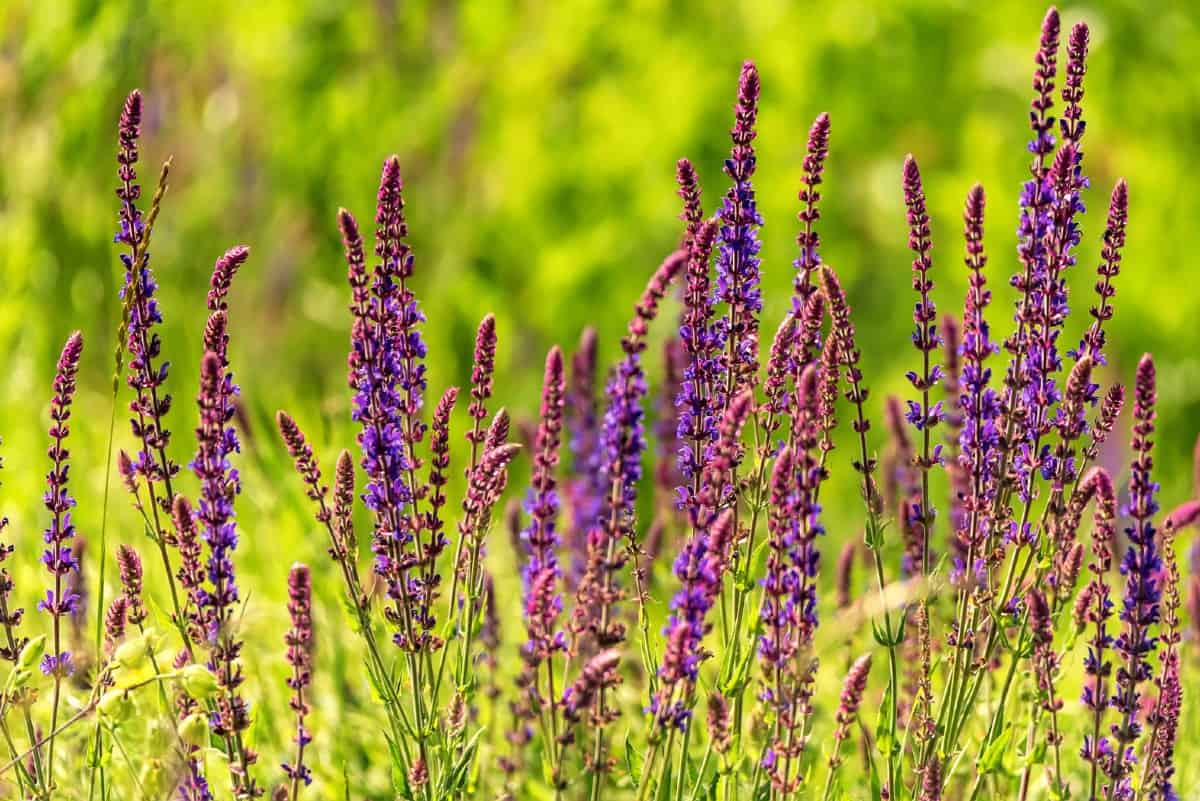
116 544 148 626
706 691 732 754
1110 356 1162 789
564 327 604 587
522 347 567 663
650 509 735 730
282 564 314 791
956 184 999 571
677 218 722 484
716 61 764 394
793 112 831 305
467 314 498 466
41 332 84 680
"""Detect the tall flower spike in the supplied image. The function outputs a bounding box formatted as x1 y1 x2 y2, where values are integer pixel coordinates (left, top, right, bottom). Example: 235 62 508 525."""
901 154 942 575
824 652 872 797
570 251 684 780
192 344 259 794
956 183 999 576
999 6 1061 512
1073 180 1127 371
208 246 250 312
1110 355 1161 793
676 158 704 245
793 112 831 305
172 494 206 647
564 327 604 586
345 162 433 656
650 509 734 731
467 314 498 465
716 61 764 395
677 219 722 484
941 315 966 538
521 346 567 663
820 265 879 510
41 331 84 680
1074 465 1116 782
282 564 314 792
116 544 148 626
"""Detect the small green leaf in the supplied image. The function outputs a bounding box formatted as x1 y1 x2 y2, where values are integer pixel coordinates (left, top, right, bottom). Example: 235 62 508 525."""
980 723 1014 774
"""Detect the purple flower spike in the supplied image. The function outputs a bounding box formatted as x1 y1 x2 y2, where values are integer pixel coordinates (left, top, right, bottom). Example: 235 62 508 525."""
564 327 604 588
650 509 734 730
716 61 764 395
282 564 314 791
41 332 84 679
467 314 498 462
677 219 722 484
1072 180 1127 370
793 112 831 305
834 654 871 742
521 347 567 663
956 185 1000 567
901 154 941 573
116 544 148 626
1110 355 1161 788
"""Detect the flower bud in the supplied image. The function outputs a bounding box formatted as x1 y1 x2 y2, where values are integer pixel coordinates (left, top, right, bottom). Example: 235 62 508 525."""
139 759 168 797
179 713 210 747
179 663 220 701
98 690 133 722
114 635 149 670
17 636 46 671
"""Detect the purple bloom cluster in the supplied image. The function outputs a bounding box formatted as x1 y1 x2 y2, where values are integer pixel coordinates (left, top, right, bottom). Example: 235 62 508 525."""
900 156 943 575
1109 355 1163 792
40 332 84 679
651 509 733 729
714 62 763 396
521 347 567 661
116 89 177 490
793 113 830 306
954 185 999 576
340 157 440 653
676 205 722 486
564 328 605 587
282 563 314 790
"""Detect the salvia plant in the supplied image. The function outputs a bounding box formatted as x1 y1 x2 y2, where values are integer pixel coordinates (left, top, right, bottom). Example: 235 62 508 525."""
0 6 1196 801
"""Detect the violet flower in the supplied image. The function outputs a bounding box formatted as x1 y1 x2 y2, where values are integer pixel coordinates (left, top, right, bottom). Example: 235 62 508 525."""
467 314 498 467
1070 179 1127 378
901 154 943 576
116 543 148 626
117 90 181 514
1000 7 1060 506
103 596 128 655
192 347 252 733
793 112 831 306
564 327 604 587
1145 650 1181 801
40 331 84 680
706 691 731 754
715 62 763 395
650 508 734 730
1109 355 1162 793
521 346 567 662
676 217 722 486
341 161 435 653
956 184 1000 578
561 649 621 728
0 444 26 666
282 564 314 792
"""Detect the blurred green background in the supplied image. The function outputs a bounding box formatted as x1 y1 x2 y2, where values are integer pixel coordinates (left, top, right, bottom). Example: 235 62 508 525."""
2 0 1199 797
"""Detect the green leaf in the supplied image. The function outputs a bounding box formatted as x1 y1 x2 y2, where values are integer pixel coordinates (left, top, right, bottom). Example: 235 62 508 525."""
980 723 1014 775
625 736 643 787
